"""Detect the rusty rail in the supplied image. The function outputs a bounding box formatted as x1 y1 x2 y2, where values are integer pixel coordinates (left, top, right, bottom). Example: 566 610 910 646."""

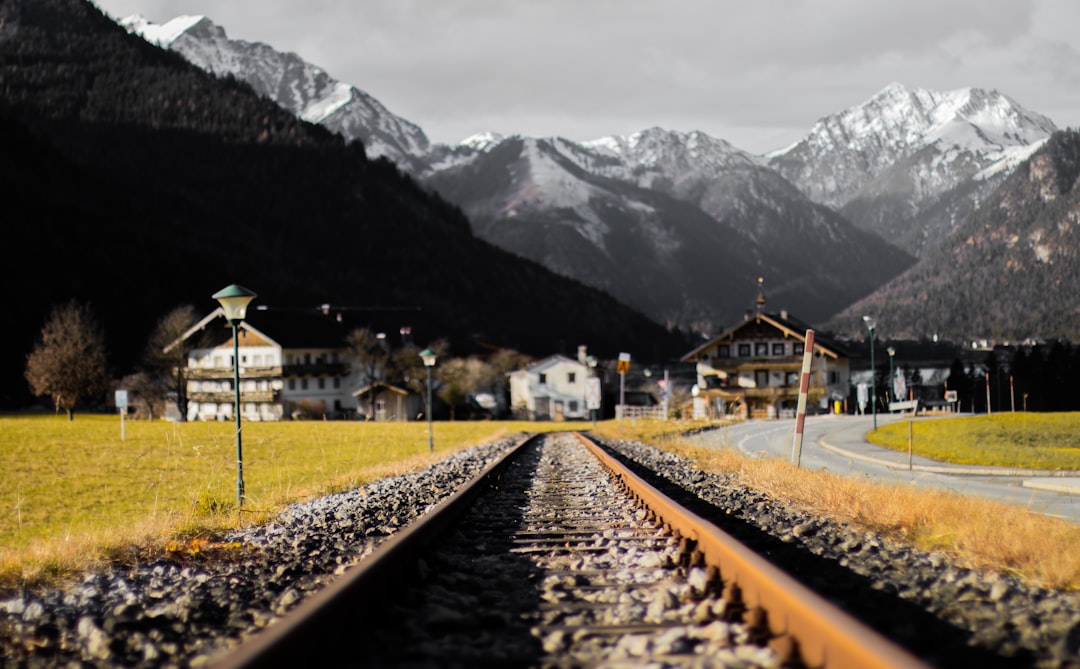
209 435 534 669
574 432 930 669
213 432 931 668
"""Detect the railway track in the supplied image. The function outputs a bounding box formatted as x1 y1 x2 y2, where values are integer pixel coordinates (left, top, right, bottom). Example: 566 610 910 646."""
213 432 932 668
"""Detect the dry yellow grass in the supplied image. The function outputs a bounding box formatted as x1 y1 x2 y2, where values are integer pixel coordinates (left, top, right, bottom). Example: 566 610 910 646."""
0 414 588 590
597 422 1080 590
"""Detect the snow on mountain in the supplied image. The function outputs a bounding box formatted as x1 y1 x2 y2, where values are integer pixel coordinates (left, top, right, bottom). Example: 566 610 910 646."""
120 15 431 170
119 13 1056 329
769 83 1057 256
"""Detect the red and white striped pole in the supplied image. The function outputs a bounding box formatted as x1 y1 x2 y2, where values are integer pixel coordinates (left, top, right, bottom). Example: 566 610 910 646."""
790 329 815 467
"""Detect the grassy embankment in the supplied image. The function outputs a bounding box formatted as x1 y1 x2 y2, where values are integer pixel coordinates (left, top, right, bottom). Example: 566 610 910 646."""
869 413 1080 469
595 416 1080 590
0 414 588 589
5 413 1080 592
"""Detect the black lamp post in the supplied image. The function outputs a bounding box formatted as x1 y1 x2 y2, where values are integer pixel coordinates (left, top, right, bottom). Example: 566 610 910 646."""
419 348 437 452
213 284 257 506
863 315 877 430
887 346 896 405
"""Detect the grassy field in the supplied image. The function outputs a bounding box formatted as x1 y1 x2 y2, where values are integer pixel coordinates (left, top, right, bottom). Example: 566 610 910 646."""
5 413 1080 592
597 418 1080 589
0 414 587 587
868 413 1080 469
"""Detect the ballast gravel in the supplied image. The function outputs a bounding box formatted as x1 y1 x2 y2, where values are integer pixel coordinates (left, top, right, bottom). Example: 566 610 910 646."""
0 431 1077 668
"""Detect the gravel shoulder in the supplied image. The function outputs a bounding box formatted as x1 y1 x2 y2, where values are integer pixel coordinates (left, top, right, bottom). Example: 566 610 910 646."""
1 433 1077 668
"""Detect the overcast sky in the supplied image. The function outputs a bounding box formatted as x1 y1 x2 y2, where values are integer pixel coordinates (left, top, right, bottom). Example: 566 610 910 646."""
90 0 1080 154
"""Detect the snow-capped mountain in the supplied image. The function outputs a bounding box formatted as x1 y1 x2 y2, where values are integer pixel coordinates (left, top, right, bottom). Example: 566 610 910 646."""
135 16 1080 331
120 15 432 172
423 134 913 329
769 83 1057 256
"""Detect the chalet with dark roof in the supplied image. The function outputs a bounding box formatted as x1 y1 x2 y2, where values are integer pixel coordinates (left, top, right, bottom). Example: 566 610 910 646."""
173 307 363 421
681 310 850 419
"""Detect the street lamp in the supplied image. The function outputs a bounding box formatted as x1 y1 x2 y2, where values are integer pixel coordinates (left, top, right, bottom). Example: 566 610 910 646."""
586 355 598 428
419 348 437 452
213 284 257 506
863 315 877 430
886 346 896 405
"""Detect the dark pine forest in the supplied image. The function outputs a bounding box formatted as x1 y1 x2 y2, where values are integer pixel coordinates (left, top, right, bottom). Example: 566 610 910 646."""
0 0 688 406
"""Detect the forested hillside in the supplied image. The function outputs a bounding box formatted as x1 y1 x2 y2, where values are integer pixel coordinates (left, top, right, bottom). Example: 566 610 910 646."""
0 0 686 406
829 129 1080 341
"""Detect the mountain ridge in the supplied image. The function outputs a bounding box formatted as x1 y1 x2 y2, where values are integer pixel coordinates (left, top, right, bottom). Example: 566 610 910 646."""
120 14 919 331
0 0 686 406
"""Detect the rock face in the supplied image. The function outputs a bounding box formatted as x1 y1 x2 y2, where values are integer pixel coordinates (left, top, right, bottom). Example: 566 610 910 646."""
769 83 1057 257
121 16 918 330
120 14 433 173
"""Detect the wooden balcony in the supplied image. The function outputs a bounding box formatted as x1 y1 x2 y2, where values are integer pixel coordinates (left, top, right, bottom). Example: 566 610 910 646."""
282 363 349 377
186 366 283 380
189 389 278 404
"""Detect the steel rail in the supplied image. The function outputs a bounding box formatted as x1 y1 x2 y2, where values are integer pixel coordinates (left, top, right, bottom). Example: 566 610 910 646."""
575 431 931 669
209 435 535 669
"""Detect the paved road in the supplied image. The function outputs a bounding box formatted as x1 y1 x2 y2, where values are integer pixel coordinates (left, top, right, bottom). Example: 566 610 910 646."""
688 414 1080 524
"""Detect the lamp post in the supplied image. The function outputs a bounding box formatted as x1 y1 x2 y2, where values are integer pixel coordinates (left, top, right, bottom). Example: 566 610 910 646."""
213 284 257 507
419 348 437 452
586 355 598 428
863 315 877 430
886 346 896 406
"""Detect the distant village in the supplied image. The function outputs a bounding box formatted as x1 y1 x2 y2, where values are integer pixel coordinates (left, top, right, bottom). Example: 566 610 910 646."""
153 295 1059 425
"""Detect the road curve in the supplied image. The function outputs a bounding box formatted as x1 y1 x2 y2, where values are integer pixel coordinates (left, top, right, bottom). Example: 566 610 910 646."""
689 414 1080 524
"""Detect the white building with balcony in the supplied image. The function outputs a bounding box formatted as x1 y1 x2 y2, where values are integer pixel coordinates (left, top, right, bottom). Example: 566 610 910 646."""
173 308 362 421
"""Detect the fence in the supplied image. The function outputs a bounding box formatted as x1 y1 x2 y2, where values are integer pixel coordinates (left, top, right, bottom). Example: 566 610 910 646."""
616 405 667 421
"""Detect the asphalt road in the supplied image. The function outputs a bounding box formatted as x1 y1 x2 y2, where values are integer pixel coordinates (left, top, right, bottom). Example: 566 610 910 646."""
688 414 1080 524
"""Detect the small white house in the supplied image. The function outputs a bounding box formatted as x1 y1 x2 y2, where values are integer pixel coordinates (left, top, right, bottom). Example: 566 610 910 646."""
508 354 591 420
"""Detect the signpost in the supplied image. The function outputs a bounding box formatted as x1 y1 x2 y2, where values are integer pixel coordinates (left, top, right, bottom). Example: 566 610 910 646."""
585 377 601 428
790 330 815 467
617 353 630 420
115 390 128 441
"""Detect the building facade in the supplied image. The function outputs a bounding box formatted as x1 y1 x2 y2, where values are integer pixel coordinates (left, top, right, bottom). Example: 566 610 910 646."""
681 311 850 419
508 354 592 420
175 308 363 421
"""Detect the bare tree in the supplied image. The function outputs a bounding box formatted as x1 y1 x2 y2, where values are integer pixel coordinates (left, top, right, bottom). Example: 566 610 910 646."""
25 301 108 420
347 328 390 419
143 305 198 421
436 357 493 420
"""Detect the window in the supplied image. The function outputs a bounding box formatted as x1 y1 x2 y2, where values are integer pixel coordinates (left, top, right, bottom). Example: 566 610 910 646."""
754 370 769 387
738 344 751 357
793 343 805 356
772 343 785 356
755 343 768 357
568 372 577 384
318 378 325 390
333 378 341 389
829 371 840 384
539 373 547 385
288 379 296 390
717 345 730 358
786 372 799 386
569 401 579 412
301 379 308 390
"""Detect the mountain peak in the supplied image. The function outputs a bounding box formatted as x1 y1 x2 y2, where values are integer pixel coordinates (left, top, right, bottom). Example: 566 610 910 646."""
119 14 207 47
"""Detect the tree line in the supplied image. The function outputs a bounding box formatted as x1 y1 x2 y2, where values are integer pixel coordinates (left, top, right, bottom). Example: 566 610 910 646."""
24 301 533 421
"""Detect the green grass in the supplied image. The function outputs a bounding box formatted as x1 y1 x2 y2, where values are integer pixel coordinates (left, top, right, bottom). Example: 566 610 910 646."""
0 414 589 576
868 413 1080 469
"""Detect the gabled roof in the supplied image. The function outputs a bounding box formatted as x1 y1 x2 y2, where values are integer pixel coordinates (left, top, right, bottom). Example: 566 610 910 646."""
353 381 411 398
518 354 587 375
682 312 848 362
166 307 350 353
